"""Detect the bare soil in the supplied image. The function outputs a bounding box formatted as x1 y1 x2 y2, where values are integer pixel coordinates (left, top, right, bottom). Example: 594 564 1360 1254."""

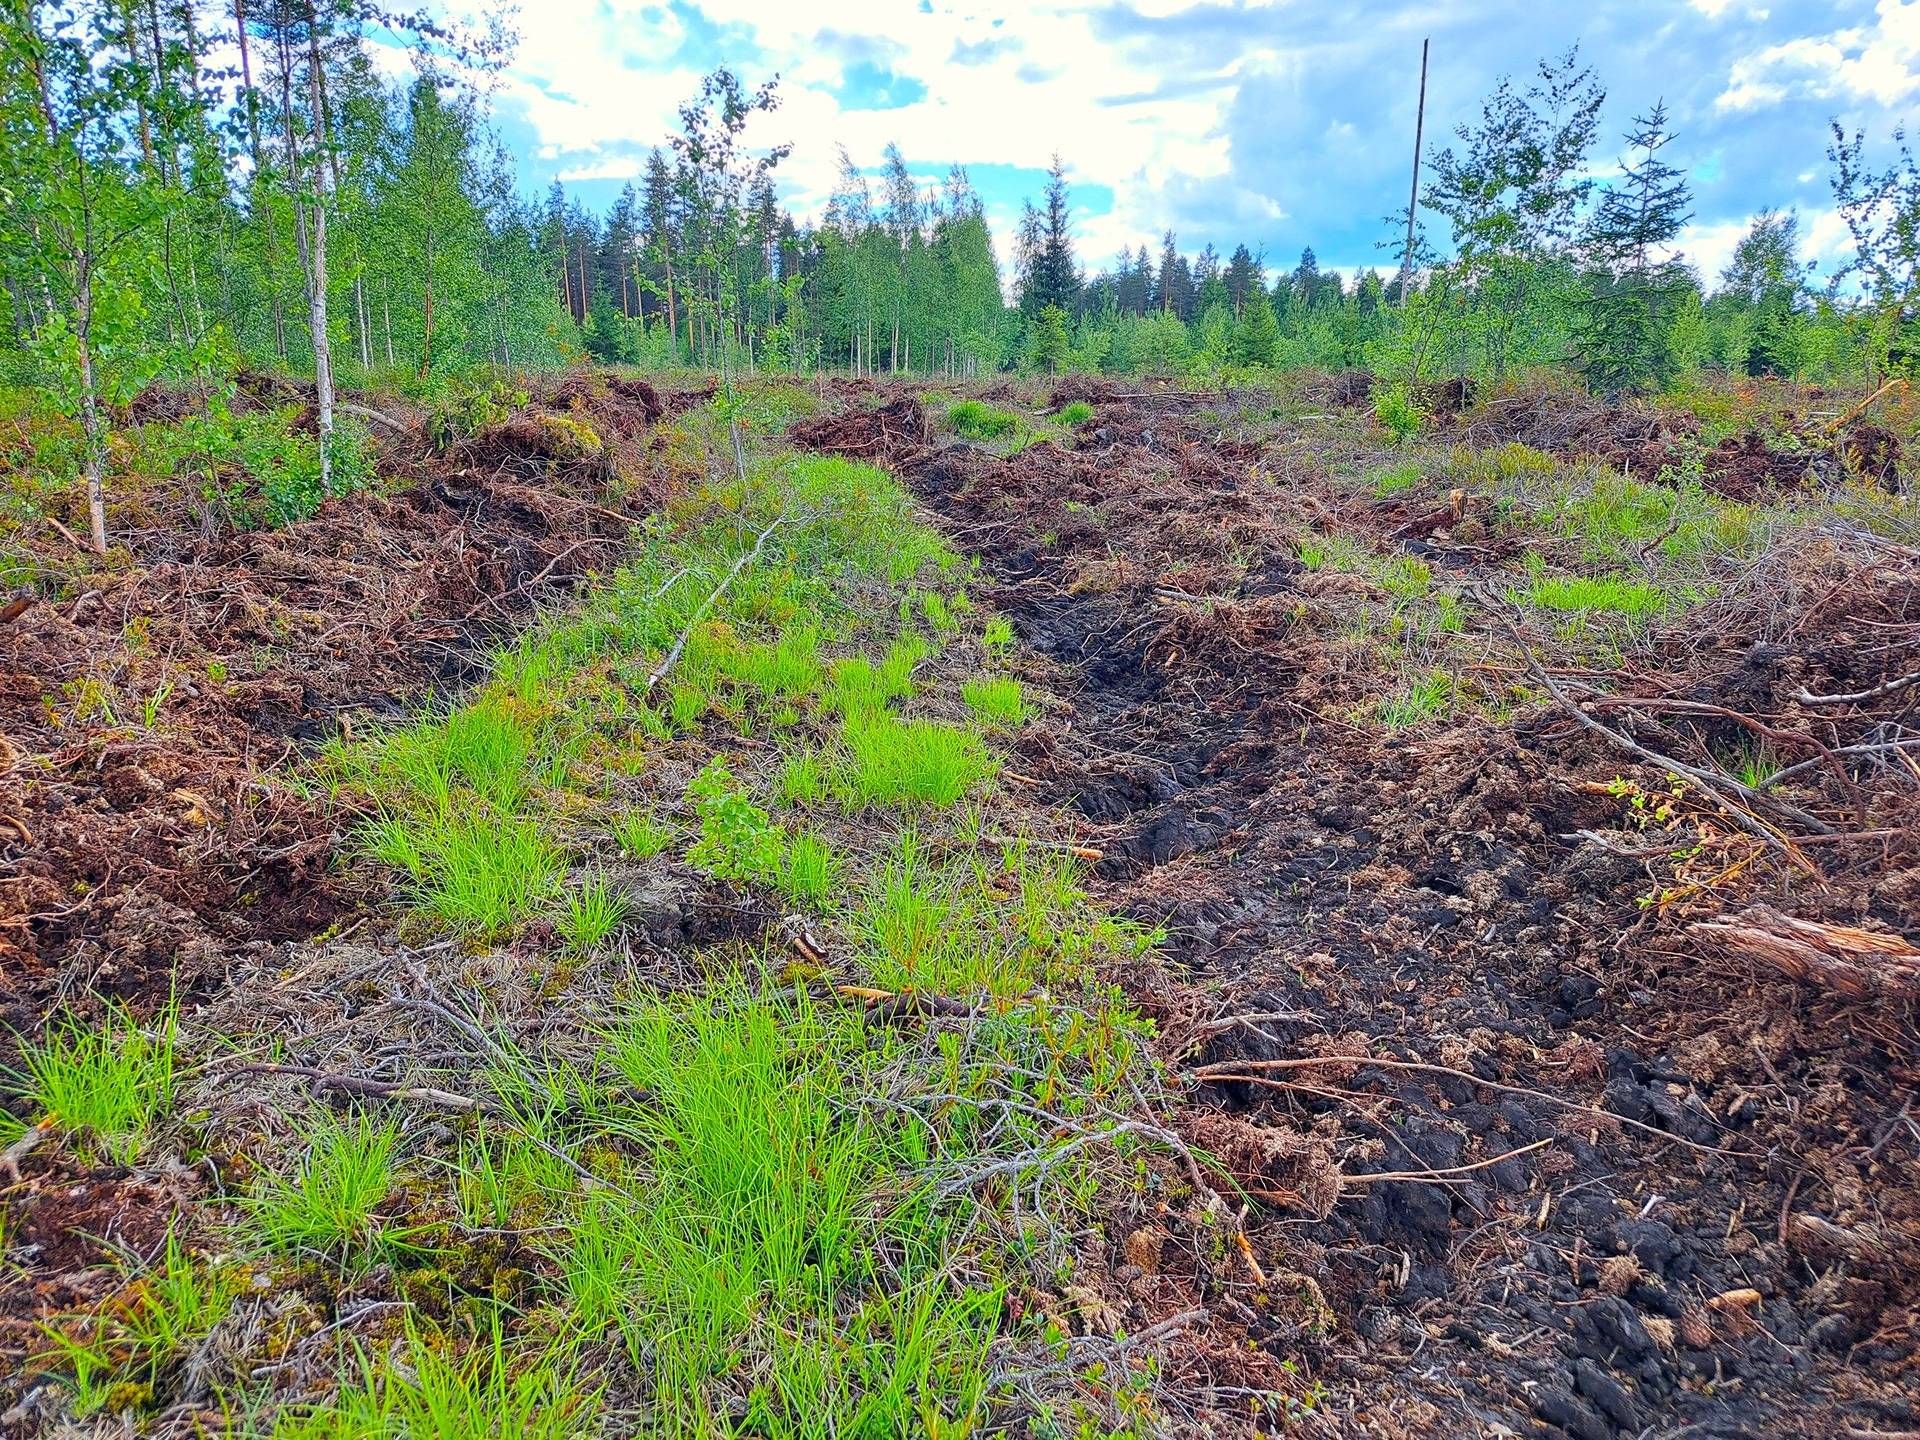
794 383 1920 1438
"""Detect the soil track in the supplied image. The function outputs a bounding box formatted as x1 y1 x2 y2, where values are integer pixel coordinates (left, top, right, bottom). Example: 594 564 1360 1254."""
799 387 1920 1437
0 375 704 1050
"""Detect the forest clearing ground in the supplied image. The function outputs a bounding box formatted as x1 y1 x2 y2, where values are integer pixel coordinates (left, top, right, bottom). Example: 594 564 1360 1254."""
789 373 1920 1438
1 381 1273 1437
2 369 1918 1439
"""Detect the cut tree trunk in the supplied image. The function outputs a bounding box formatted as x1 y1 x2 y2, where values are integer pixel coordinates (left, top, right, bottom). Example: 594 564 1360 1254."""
1689 906 1920 1001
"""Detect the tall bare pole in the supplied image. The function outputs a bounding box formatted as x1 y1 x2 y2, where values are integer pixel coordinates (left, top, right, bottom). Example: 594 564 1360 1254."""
1398 37 1429 307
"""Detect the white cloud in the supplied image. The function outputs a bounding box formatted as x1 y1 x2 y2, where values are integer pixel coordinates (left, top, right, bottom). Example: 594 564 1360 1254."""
1716 0 1920 111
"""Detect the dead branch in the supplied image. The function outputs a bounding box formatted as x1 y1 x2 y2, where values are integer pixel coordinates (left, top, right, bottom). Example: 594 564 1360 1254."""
1688 906 1920 1001
1338 1136 1554 1185
226 1062 486 1110
1189 1055 1745 1156
1825 376 1908 433
335 401 411 435
1 1123 49 1184
1792 672 1920 707
644 509 786 693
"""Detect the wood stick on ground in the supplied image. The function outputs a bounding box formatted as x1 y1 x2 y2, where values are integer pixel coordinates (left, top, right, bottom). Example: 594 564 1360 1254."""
226 1063 487 1111
645 509 786 693
1 1123 49 1184
1338 1136 1554 1184
1189 1055 1745 1156
1688 906 1920 1001
335 401 410 434
1792 671 1920 707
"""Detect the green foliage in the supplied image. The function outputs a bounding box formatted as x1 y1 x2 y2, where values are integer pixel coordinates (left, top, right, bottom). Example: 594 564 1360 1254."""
1059 400 1094 425
1576 104 1695 395
365 808 565 935
7 1000 177 1166
1373 384 1423 443
685 757 783 882
1370 460 1425 496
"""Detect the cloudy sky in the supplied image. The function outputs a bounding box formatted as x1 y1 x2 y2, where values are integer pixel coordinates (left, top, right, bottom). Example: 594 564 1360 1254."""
474 0 1920 286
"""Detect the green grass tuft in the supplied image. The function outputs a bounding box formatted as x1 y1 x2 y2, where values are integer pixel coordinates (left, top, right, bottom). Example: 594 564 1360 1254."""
947 399 1019 441
612 810 674 858
841 712 995 807
246 1112 418 1268
9 1000 177 1166
557 873 629 953
1522 573 1669 617
962 676 1030 727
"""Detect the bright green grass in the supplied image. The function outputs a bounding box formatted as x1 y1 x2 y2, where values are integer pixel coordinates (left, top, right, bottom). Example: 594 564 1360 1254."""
246 1112 421 1268
826 635 927 717
1374 670 1454 729
40 1232 239 1416
612 810 674 858
961 676 1030 727
1059 400 1095 425
776 747 831 805
557 873 628 952
365 808 564 935
947 399 1019 441
567 986 995 1434
268 1327 587 1440
981 615 1015 653
841 712 996 807
9 1000 177 1165
1377 552 1433 601
777 830 841 907
719 620 824 700
1522 573 1670 617
1370 459 1424 496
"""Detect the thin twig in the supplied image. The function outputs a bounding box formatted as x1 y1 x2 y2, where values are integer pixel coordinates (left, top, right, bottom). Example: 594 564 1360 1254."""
645 509 786 693
1190 1056 1745 1156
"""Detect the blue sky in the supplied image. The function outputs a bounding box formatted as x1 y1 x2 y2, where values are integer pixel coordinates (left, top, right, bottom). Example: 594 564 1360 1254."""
462 0 1920 285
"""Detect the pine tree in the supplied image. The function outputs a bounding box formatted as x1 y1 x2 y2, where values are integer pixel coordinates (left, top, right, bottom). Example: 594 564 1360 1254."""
1576 102 1694 395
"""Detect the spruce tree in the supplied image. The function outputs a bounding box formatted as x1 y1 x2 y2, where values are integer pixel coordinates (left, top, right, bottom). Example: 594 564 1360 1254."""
1575 102 1694 395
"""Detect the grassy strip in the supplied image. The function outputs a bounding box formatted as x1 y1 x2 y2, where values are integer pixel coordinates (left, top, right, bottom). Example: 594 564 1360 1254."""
8 397 1176 1435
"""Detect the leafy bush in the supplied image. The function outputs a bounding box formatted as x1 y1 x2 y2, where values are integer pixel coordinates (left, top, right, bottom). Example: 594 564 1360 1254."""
1373 385 1423 444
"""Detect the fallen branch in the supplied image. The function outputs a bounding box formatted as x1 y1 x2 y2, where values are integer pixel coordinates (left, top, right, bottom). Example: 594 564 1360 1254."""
335 401 411 435
1792 671 1920 707
1338 1136 1554 1185
1825 376 1908 434
984 833 1104 861
1189 1055 1744 1155
1 1122 49 1184
1688 906 1920 1001
225 1062 486 1111
644 510 786 693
